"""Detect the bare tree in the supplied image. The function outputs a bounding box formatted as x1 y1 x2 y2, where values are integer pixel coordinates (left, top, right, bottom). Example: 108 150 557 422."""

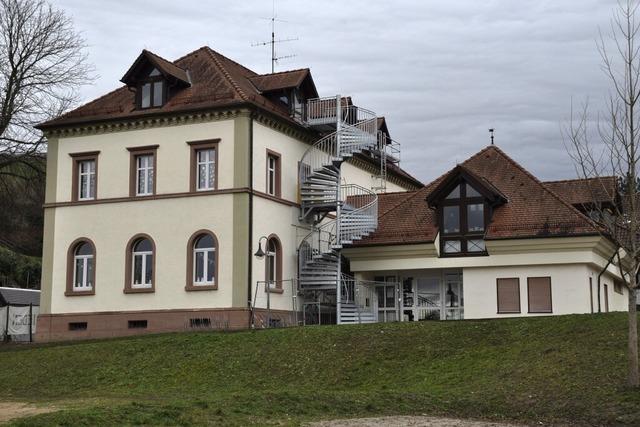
0 0 93 178
565 0 640 387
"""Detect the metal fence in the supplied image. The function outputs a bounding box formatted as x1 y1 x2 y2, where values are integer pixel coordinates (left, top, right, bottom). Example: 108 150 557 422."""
250 279 300 329
1 304 38 342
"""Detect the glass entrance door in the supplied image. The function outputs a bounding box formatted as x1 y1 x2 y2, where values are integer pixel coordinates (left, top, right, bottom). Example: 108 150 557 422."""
375 276 399 322
444 271 464 320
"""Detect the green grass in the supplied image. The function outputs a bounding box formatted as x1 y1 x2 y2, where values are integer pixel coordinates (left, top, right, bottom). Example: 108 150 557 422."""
1 313 640 426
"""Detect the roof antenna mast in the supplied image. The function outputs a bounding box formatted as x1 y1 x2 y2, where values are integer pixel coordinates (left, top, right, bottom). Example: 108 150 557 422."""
489 128 495 145
251 0 298 73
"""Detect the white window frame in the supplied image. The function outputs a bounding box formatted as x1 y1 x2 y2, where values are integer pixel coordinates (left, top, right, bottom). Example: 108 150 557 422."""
196 148 215 191
78 160 96 200
193 245 215 285
267 155 277 196
266 239 278 289
132 249 153 288
136 154 154 196
73 252 93 291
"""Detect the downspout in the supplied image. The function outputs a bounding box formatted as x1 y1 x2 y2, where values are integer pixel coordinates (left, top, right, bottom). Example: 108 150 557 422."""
598 249 617 313
247 114 254 319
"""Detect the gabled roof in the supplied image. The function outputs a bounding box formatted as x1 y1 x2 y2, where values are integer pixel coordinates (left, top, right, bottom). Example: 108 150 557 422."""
354 145 600 246
249 68 318 98
121 49 191 87
425 164 507 207
544 177 617 207
0 287 40 306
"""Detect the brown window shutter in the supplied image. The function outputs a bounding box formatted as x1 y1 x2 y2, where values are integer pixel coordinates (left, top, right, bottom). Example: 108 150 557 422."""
527 277 552 313
497 278 520 313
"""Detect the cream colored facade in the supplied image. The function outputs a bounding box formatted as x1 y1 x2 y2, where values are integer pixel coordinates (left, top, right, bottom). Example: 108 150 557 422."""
344 235 628 320
40 113 416 324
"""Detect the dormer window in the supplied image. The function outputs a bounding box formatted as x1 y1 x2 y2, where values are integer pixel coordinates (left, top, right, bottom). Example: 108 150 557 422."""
440 182 487 256
139 68 165 109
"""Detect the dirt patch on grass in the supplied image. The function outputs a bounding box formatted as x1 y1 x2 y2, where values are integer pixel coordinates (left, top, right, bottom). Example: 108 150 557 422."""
0 402 56 424
307 416 523 427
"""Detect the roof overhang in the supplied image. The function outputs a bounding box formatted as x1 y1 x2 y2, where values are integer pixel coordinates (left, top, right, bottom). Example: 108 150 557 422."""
426 165 507 208
120 49 191 88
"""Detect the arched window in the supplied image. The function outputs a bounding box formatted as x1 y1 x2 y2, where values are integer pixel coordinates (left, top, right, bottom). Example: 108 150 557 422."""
74 242 94 290
124 234 155 293
66 238 96 296
186 230 218 291
265 235 282 291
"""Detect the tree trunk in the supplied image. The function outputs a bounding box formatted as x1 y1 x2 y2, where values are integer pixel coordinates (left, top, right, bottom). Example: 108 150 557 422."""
628 286 639 387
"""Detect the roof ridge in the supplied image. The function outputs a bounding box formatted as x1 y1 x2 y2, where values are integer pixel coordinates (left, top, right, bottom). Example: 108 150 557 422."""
486 145 599 229
204 46 258 77
543 176 616 184
143 49 184 69
171 46 209 65
252 68 310 77
202 46 249 101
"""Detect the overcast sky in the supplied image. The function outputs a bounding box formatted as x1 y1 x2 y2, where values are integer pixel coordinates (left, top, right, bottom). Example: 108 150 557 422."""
54 0 618 183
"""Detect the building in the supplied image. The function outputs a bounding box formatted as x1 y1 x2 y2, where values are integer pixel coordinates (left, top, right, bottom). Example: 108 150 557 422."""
35 46 626 342
34 47 421 341
343 146 627 321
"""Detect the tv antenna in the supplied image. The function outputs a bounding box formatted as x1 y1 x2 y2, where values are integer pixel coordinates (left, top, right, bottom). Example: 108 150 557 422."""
251 0 298 73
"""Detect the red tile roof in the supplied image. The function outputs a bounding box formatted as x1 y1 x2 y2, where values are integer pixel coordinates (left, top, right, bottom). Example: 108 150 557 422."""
121 49 191 86
249 68 316 95
355 145 600 246
38 46 295 129
544 177 617 207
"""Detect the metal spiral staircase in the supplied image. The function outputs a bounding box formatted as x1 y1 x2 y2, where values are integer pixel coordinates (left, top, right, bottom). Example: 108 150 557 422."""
298 96 380 324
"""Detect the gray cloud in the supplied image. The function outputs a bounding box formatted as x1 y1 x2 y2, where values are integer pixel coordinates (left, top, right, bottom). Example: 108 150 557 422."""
55 0 619 182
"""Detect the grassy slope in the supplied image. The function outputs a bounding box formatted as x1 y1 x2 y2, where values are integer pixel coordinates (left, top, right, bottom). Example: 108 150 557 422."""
1 313 640 426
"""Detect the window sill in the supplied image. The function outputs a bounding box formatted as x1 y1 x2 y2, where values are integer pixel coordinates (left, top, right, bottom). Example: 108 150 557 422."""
528 311 552 314
497 311 520 314
124 287 155 294
185 284 218 291
265 287 284 294
65 290 95 297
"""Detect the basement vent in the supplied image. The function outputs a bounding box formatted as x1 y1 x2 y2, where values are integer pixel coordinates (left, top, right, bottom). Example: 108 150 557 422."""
190 318 211 328
128 320 148 329
68 322 87 331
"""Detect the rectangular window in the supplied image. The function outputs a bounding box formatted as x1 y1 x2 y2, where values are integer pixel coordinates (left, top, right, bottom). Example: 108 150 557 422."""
443 206 460 234
152 81 163 107
266 150 281 197
188 139 220 192
614 281 623 295
467 203 484 232
128 320 148 329
141 83 151 108
127 146 158 197
527 277 552 313
78 160 96 200
443 240 461 253
70 151 99 202
133 253 153 287
136 154 154 196
196 148 216 190
604 284 609 312
467 239 485 252
68 322 87 331
497 278 520 313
